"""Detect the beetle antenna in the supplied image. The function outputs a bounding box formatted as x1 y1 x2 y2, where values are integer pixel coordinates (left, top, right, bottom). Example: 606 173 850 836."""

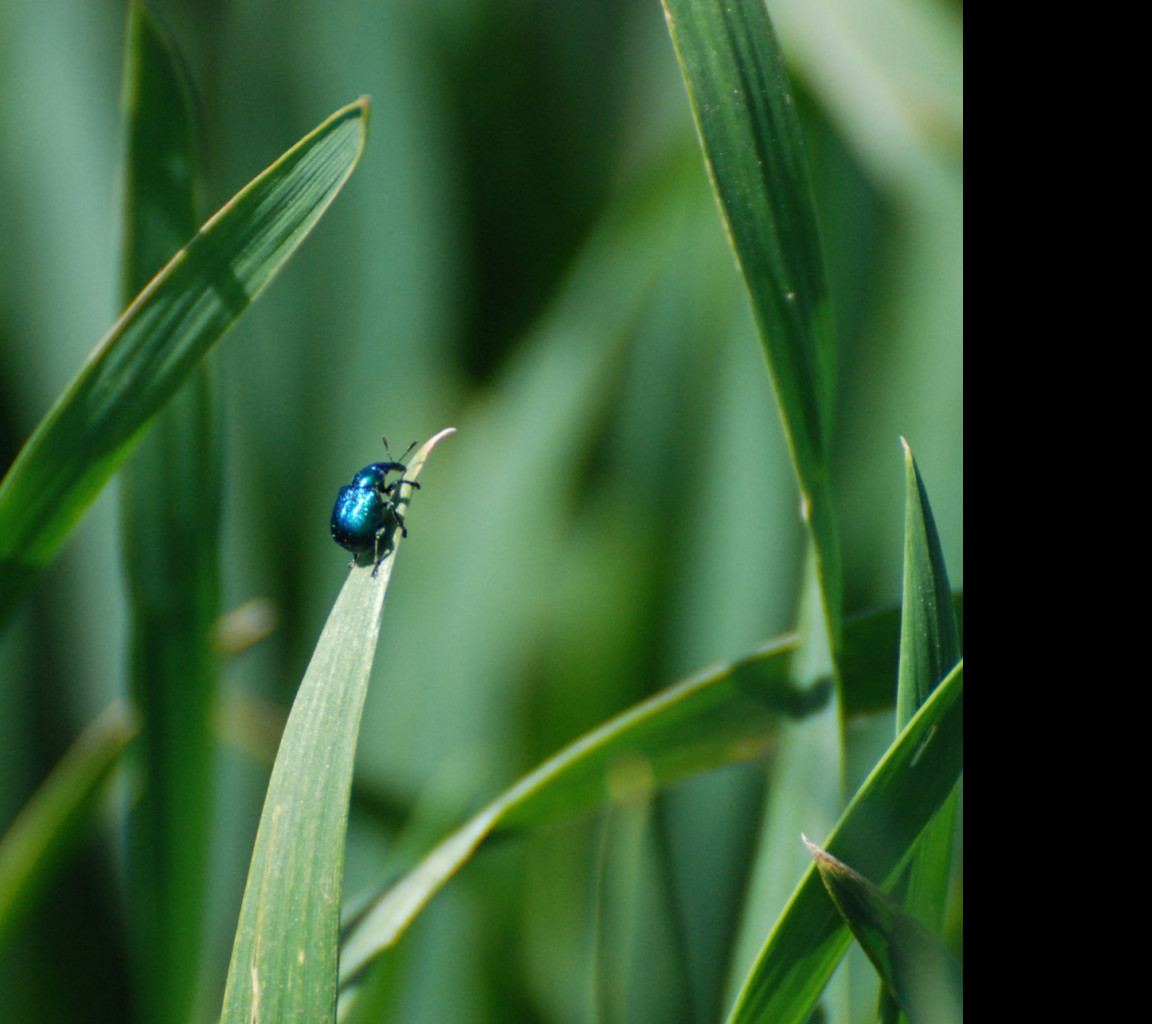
382 435 417 465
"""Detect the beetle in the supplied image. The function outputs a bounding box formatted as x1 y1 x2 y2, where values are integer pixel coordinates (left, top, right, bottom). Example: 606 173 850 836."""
330 438 420 572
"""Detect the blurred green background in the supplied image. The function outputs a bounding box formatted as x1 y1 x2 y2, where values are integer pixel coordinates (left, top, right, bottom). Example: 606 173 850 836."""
0 0 961 1020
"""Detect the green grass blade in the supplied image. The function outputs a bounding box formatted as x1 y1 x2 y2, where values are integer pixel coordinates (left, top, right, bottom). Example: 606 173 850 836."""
804 838 962 1024
0 96 369 627
219 430 452 1024
117 6 220 1023
879 440 961 1023
724 549 842 1009
897 439 960 727
726 659 963 1024
119 0 201 302
660 0 840 646
338 601 923 986
339 636 823 986
0 704 137 952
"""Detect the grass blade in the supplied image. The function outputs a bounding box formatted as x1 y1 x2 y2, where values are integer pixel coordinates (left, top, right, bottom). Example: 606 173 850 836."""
804 838 962 1024
0 704 137 952
724 549 842 1008
877 440 962 1023
116 6 220 1023
339 634 825 987
897 439 960 726
118 0 201 303
219 430 452 1024
657 15 849 997
0 96 369 626
726 659 963 1024
660 0 840 648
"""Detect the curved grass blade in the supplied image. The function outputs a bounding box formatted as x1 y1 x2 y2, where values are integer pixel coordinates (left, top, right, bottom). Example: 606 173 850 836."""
339 635 825 986
804 838 962 1024
0 96 370 627
0 704 137 952
337 599 936 986
727 659 963 1024
660 0 841 649
219 429 453 1024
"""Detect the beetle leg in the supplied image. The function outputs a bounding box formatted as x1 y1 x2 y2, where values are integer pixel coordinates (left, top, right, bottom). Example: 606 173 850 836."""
392 507 409 537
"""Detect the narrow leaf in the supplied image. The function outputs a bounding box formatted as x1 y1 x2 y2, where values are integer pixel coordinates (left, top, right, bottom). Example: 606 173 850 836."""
119 0 201 300
219 430 453 1024
117 6 220 1023
0 96 369 625
805 838 962 1024
0 704 137 951
660 0 841 649
727 660 963 1024
724 549 842 1004
897 438 960 727
881 440 962 1022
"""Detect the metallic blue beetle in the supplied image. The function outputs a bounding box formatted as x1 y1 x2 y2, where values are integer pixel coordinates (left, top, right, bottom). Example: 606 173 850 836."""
331 440 419 571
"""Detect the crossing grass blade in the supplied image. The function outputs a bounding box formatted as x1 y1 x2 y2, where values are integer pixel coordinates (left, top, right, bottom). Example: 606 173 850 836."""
804 838 962 1024
0 96 369 628
877 440 962 1023
726 659 963 1024
336 601 947 987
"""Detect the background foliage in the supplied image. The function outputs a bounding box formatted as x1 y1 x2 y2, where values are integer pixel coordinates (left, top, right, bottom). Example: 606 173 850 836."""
0 0 961 1020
